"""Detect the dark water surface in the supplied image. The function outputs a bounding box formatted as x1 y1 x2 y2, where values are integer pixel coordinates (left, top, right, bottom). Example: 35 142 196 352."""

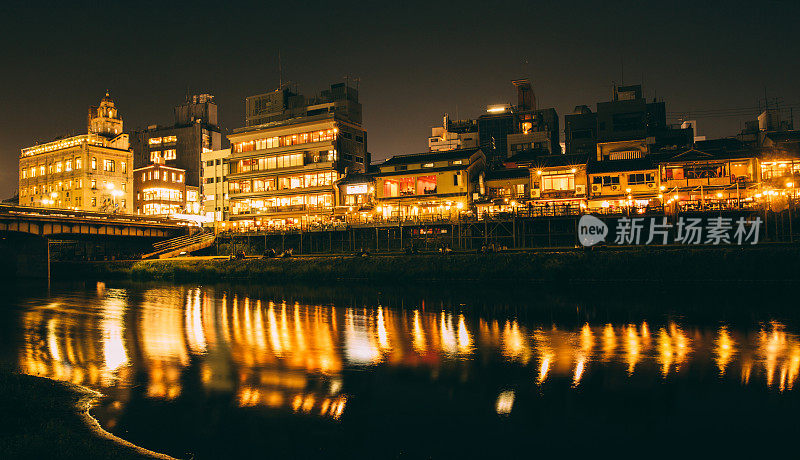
2 281 799 458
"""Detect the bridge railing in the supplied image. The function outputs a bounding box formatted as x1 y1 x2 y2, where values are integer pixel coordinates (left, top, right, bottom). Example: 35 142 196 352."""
0 204 197 227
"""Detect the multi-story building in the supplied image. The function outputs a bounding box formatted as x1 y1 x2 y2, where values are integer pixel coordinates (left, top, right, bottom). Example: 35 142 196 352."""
374 148 485 219
478 79 560 167
225 82 368 229
509 153 590 207
129 94 222 189
596 84 692 150
587 157 660 211
133 163 186 216
428 115 479 151
474 168 530 215
18 92 133 213
658 141 760 207
564 105 598 155
201 148 231 224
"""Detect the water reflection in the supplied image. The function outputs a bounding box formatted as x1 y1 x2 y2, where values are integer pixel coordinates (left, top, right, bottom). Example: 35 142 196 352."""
15 284 800 428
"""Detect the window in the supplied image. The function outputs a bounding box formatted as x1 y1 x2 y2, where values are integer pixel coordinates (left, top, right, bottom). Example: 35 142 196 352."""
91 197 97 207
206 160 214 167
149 137 162 145
163 149 176 160
543 174 575 191
91 157 97 170
452 160 463 165
162 135 177 143
423 162 434 168
40 165 45 176
103 159 115 172
122 183 126 192
399 177 415 195
22 170 26 179
91 179 97 189
591 176 621 186
121 162 127 173
76 158 82 169
56 162 62 173
66 160 72 172
417 176 437 195
395 165 407 171
627 173 655 185
205 177 215 184
383 179 399 197
150 151 161 162
30 167 36 178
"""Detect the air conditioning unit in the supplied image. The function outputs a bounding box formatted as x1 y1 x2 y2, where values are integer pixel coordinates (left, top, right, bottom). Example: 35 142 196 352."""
591 184 601 193
575 185 585 195
647 183 656 189
611 185 619 191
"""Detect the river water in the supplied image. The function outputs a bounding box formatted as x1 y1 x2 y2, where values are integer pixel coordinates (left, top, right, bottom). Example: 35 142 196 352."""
1 281 799 458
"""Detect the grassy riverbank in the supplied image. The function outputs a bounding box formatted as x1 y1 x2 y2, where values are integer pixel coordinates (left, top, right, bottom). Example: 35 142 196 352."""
0 372 173 459
53 245 800 283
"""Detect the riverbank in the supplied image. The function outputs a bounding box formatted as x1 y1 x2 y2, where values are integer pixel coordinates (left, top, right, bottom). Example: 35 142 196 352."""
0 372 174 459
51 245 800 283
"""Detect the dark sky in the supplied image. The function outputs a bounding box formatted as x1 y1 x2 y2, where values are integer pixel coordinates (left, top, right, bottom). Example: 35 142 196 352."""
2 0 799 198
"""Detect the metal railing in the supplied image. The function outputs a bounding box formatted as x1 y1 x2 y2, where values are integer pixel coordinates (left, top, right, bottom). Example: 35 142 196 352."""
0 204 193 226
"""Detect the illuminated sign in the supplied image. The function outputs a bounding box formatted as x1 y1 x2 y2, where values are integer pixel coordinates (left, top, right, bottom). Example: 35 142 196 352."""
346 184 368 195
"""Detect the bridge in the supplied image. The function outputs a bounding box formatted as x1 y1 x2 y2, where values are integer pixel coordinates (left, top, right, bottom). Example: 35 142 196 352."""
0 204 194 279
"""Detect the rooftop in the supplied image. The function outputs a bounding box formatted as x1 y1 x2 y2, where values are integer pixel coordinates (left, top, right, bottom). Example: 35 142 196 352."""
379 148 482 167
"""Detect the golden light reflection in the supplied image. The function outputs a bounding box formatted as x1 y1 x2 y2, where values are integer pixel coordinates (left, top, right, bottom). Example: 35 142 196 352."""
17 287 800 430
496 390 515 415
714 326 737 375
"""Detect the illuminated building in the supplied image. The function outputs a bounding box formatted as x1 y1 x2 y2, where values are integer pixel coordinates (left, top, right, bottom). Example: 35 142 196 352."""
336 172 375 210
202 148 230 225
133 163 186 216
507 152 590 211
129 94 222 189
428 114 478 151
225 82 368 229
374 148 485 219
657 141 761 208
474 168 530 216
587 157 660 211
18 92 133 213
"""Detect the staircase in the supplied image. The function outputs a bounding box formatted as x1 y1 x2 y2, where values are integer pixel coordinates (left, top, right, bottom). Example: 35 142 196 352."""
142 231 216 259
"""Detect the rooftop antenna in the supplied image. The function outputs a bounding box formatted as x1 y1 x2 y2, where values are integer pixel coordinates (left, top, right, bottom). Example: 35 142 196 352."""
278 50 283 89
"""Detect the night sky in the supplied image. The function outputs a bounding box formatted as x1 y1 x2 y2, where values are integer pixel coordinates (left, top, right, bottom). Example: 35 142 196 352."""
2 0 799 199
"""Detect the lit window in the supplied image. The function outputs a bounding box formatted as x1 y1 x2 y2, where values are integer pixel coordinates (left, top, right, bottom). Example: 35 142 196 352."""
66 160 72 171
91 179 97 189
163 149 176 160
56 162 62 173
150 151 161 162
76 158 82 169
162 136 177 143
149 137 162 145
121 162 127 173
91 157 97 170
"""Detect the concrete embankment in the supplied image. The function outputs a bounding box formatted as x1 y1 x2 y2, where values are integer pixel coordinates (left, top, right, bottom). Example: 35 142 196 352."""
52 245 800 283
0 372 174 459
